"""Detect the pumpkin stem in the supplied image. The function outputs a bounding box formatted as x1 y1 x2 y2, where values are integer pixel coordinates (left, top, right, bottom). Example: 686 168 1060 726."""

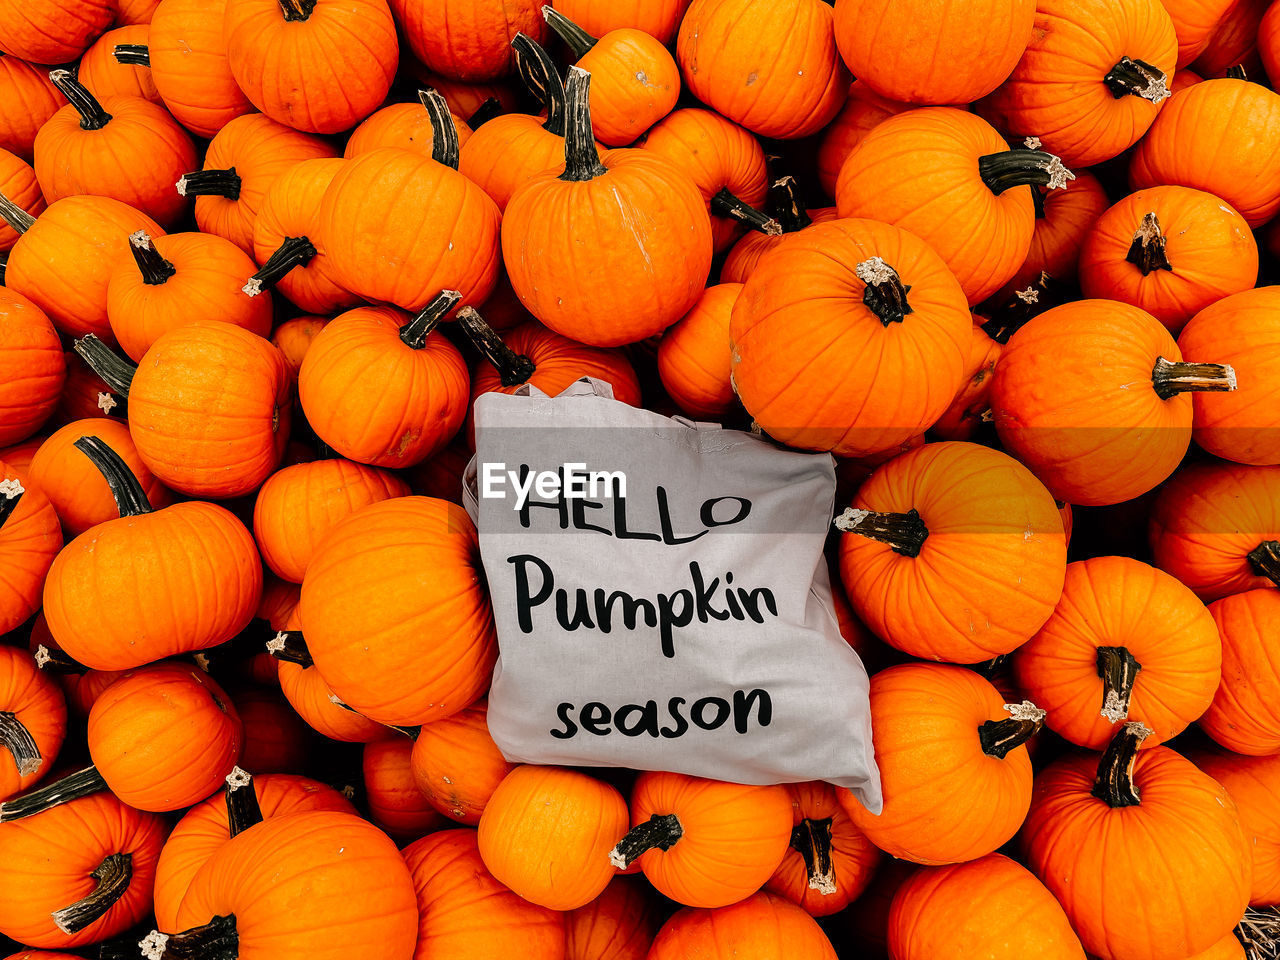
176 168 242 200
1246 541 1280 586
560 66 608 182
456 306 537 387
1097 646 1142 724
0 190 35 234
609 813 683 869
790 817 837 895
511 33 566 136
401 289 463 348
48 69 113 131
1226 64 1248 81
979 272 1057 344
128 231 177 285
977 150 1075 197
74 435 153 517
767 176 812 233
277 0 316 21
51 852 133 935
265 630 313 668
74 335 136 396
978 700 1046 760
113 43 150 66
419 88 461 170
139 915 238 960
34 644 89 675
242 236 316 297
833 507 929 558
1151 356 1237 400
0 711 40 777
710 187 783 236
1091 721 1152 808
467 97 503 127
224 767 264 837
856 257 914 326
0 764 108 822
1103 56 1171 103
1125 213 1172 275
542 5 598 57
0 477 23 529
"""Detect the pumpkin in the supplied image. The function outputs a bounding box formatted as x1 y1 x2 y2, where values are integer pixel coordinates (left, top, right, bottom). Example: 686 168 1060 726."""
407 68 521 119
566 877 658 960
299 496 497 725
657 283 742 420
929 321 1003 442
729 217 970 458
0 59 64 162
837 441 1066 663
0 194 164 346
648 891 838 960
1130 78 1280 227
551 0 691 44
721 179 838 285
832 0 1035 104
362 737 448 841
28 621 126 720
501 68 712 346
0 792 165 949
271 316 330 384
1187 747 1280 907
154 810 418 960
392 0 547 81
0 646 64 803
840 663 1042 864
52 352 126 426
268 625 393 743
837 108 1074 305
1022 722 1251 960
1163 0 1237 66
153 770 355 933
230 690 308 775
410 699 514 826
544 6 679 147
77 26 162 105
478 765 628 911
0 148 44 253
640 108 775 255
1198 588 1280 755
815 81 912 200
1192 0 1267 78
989 299 1236 506
888 853 1085 960
42 436 261 669
148 0 255 139
345 93 474 158
0 462 61 635
1262 1 1280 85
402 828 566 960
1177 287 1280 466
676 0 850 140
1012 555 1220 749
0 289 63 448
0 0 112 64
107 231 274 362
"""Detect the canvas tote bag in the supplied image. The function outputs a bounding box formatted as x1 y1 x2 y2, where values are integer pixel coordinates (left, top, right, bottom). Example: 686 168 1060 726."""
463 377 882 813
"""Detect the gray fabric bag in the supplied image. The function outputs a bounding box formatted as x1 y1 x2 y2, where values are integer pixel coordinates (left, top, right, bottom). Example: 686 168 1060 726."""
463 377 882 812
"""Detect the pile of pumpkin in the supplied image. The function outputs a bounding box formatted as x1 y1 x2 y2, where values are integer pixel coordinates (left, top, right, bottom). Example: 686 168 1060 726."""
3 0 1280 957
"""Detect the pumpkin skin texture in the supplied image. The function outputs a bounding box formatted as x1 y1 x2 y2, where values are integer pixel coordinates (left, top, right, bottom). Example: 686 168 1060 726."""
1012 556 1221 749
77 26 162 105
1192 0 1267 78
0 462 62 635
0 290 63 447
1078 186 1257 335
1189 747 1280 907
887 853 1086 960
0 148 45 253
272 316 329 385
362 738 448 842
1022 728 1251 960
676 0 850 140
839 664 1039 865
838 442 1066 664
149 0 255 139
551 0 691 44
153 773 355 933
1130 78 1280 228
988 300 1222 507
300 497 497 725
833 0 1035 105
410 699 515 826
274 627 393 743
729 217 970 458
345 102 473 158
566 877 658 960
815 81 912 200
172 811 418 960
1199 589 1280 755
1163 0 1237 66
1178 287 1280 466
402 828 567 960
0 646 65 803
657 283 742 420
477 765 628 911
721 201 838 286
53 351 126 427
648 891 838 960
0 793 166 950
392 0 548 81
0 59 64 162
0 0 112 64
458 110 569 214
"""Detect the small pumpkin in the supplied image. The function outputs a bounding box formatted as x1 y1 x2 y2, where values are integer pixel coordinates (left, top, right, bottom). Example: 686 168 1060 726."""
363 737 448 841
0 148 45 253
648 891 838 960
271 316 330 385
0 59 65 161
1199 588 1280 755
0 463 62 635
0 646 65 803
391 0 548 82
657 283 742 420
0 289 63 448
76 26 162 104
52 351 126 426
566 877 658 960
27 621 126 720
410 699 514 826
148 0 255 139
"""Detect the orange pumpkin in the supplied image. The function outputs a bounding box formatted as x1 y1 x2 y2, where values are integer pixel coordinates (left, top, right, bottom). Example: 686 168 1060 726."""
657 283 741 420
270 624 393 744
1164 0 1237 66
0 58 65 162
815 81 912 200
0 461 61 635
721 180 838 285
0 148 45 253
410 699 514 826
391 0 548 81
0 0 112 64
648 891 838 960
363 737 448 841
1192 0 1267 78
1199 589 1280 755
271 316 330 385
231 690 308 775
148 0 255 139
0 289 63 448
551 0 691 44
76 26 162 104
1189 747 1280 907
566 877 658 960
929 320 1003 442
345 93 474 157
1262 0 1280 83
0 647 65 803
28 620 126 720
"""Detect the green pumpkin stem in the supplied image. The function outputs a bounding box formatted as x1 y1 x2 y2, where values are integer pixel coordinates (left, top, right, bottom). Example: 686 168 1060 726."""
0 711 40 777
978 150 1075 197
176 168 242 200
0 477 23 528
511 33 566 136
1247 541 1280 586
542 4 598 57
608 813 683 869
129 231 177 285
1125 213 1172 275
560 66 608 182
113 43 150 66
1103 57 1171 103
710 187 782 236
48 69 112 131
139 914 239 960
978 701 1046 760
243 236 316 297
767 176 812 233
51 853 133 935
0 764 108 822
1097 646 1142 724
790 817 837 895
467 97 503 127
278 0 315 21
74 436 153 517
419 88 461 170
400 289 462 348
833 507 929 558
1151 356 1237 400
34 644 89 675
0 191 34 234
1091 721 1152 808
856 257 914 326
265 630 313 668
224 767 264 837
456 306 537 387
